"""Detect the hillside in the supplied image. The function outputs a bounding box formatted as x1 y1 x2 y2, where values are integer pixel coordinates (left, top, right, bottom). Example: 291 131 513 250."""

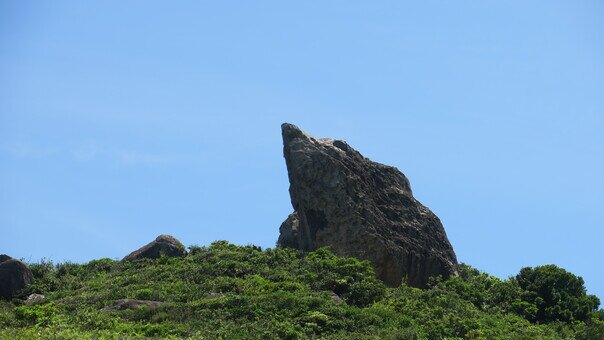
0 242 601 339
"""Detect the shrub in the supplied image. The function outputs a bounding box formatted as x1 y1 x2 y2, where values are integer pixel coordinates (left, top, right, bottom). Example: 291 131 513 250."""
0 243 599 338
515 265 600 323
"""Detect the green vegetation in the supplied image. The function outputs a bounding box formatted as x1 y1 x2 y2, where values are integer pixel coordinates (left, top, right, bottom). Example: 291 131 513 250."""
1 241 601 339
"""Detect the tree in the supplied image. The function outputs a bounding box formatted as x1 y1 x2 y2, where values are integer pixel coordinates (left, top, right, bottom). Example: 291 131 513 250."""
514 265 600 323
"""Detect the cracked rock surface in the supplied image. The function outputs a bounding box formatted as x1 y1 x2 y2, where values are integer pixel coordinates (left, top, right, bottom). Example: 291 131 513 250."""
277 123 459 287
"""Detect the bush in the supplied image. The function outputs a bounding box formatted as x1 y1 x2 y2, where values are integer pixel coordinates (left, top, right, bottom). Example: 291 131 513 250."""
0 243 600 338
515 265 600 323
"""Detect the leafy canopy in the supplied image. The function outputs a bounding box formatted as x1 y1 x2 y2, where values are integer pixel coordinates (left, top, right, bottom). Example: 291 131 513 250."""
515 264 600 323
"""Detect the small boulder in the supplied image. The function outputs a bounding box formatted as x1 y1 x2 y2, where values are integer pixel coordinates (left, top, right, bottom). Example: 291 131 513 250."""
122 234 187 261
24 293 46 305
205 292 225 299
0 256 33 299
102 299 163 312
330 292 344 304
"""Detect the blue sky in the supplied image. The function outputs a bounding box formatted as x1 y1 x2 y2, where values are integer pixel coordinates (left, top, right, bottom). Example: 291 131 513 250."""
1 1 603 299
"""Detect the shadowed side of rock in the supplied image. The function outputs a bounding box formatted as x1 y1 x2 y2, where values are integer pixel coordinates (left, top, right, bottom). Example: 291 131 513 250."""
277 123 459 288
278 212 300 249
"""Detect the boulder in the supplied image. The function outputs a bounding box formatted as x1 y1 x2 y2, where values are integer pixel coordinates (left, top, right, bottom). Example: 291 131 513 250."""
277 123 459 288
122 235 187 261
330 292 344 304
0 256 33 299
102 299 163 311
205 292 225 299
24 293 46 305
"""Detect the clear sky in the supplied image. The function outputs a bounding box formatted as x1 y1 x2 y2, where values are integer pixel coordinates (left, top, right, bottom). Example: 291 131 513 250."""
1 1 602 300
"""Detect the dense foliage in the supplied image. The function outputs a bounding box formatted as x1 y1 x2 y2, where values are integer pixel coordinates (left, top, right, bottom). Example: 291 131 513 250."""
515 265 600 323
0 242 601 339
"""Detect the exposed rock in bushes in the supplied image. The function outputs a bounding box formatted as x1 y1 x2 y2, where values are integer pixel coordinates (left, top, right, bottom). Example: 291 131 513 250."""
330 292 344 304
277 123 459 288
0 255 33 299
205 292 225 299
24 293 46 305
122 234 187 261
102 299 163 311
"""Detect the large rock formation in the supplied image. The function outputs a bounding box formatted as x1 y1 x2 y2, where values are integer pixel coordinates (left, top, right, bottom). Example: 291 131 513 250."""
122 235 187 261
277 123 459 287
0 255 33 299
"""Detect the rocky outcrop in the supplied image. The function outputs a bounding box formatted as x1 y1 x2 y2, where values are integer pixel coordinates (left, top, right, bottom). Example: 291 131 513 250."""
122 235 187 261
277 123 459 288
102 299 163 311
0 255 33 299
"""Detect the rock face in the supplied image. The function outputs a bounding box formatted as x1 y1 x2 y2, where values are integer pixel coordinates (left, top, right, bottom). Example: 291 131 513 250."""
122 235 187 261
277 123 459 288
0 255 34 299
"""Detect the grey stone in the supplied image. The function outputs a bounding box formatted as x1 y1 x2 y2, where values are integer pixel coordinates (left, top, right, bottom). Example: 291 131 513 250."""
330 292 344 304
205 292 225 299
278 212 300 249
0 256 33 299
122 234 187 261
102 299 163 311
277 123 459 288
24 293 46 305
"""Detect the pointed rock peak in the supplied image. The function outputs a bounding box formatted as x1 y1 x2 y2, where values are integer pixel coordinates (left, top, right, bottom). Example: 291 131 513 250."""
0 254 11 265
281 123 312 145
277 124 458 288
281 123 364 161
281 122 303 136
